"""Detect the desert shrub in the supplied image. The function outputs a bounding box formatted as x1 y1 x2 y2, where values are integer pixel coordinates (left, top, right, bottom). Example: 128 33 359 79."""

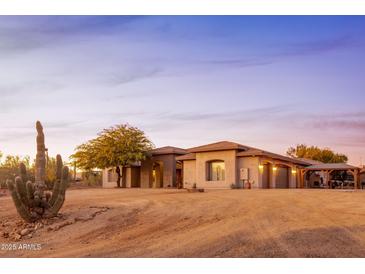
80 171 102 187
0 155 34 188
0 167 24 189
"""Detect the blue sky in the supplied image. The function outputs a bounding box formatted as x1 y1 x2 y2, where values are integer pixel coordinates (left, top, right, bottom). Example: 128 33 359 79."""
0 16 365 165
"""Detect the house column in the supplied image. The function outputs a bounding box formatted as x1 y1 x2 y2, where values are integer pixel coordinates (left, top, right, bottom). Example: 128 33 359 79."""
323 170 329 188
295 169 302 188
271 163 277 188
327 170 332 188
289 166 297 188
155 163 163 188
299 170 304 188
301 170 308 188
258 160 264 188
162 156 176 188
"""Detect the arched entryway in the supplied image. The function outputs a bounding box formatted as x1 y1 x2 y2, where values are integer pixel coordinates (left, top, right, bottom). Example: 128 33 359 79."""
152 161 164 188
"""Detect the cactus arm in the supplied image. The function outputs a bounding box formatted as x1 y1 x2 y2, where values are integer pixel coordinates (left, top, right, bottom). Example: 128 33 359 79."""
47 194 65 217
26 181 35 207
49 154 63 206
60 166 69 195
48 166 69 216
56 154 63 181
8 121 69 222
15 176 29 206
19 163 28 183
7 179 33 222
49 180 61 206
35 121 46 187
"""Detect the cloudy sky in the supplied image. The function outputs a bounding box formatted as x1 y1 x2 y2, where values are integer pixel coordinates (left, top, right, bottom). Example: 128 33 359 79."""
0 16 364 165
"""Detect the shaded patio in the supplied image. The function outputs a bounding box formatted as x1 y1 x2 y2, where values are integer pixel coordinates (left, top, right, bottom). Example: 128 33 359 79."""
300 163 361 189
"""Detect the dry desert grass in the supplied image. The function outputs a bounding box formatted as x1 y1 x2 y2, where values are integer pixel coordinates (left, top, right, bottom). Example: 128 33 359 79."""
1 188 365 258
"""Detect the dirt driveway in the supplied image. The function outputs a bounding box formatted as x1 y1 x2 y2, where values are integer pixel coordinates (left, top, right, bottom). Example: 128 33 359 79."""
1 188 365 258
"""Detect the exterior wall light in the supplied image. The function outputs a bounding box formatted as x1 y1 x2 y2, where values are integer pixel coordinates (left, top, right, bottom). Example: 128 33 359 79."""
258 164 264 171
292 169 297 175
272 166 277 171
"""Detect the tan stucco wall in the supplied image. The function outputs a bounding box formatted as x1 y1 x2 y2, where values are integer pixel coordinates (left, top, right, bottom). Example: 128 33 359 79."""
237 157 260 188
291 170 299 188
194 150 237 189
130 167 141 187
102 166 139 188
102 168 116 188
182 153 299 189
140 159 153 188
122 167 140 188
182 160 196 188
256 157 298 188
153 154 177 187
140 155 178 188
102 151 301 190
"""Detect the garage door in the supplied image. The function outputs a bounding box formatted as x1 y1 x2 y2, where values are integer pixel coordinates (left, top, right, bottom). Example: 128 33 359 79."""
276 167 289 188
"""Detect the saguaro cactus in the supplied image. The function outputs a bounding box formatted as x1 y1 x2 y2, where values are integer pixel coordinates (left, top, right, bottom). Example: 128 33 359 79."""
7 121 69 222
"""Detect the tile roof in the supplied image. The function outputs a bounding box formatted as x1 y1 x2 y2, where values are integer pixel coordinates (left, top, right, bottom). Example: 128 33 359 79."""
176 153 196 161
296 158 324 165
237 149 310 166
305 163 360 170
188 141 249 153
150 146 187 155
178 141 310 166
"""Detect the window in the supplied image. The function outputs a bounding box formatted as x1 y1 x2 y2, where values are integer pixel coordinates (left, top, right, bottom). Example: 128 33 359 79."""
207 160 225 181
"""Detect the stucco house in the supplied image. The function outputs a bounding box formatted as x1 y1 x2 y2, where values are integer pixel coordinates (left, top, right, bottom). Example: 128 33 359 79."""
102 146 187 188
176 141 309 189
102 141 362 189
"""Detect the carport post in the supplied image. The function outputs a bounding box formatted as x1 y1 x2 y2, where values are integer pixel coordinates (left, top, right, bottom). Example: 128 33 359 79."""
323 170 329 188
354 169 359 189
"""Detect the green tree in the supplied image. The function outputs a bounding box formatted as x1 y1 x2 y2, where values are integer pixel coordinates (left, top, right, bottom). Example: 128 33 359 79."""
45 156 66 189
287 144 348 163
0 154 33 188
71 124 154 188
0 153 63 189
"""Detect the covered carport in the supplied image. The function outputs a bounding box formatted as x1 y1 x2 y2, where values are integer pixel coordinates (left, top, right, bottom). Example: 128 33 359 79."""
300 163 361 189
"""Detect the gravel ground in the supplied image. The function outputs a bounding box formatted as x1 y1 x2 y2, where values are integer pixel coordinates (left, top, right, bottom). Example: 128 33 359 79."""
1 188 364 258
